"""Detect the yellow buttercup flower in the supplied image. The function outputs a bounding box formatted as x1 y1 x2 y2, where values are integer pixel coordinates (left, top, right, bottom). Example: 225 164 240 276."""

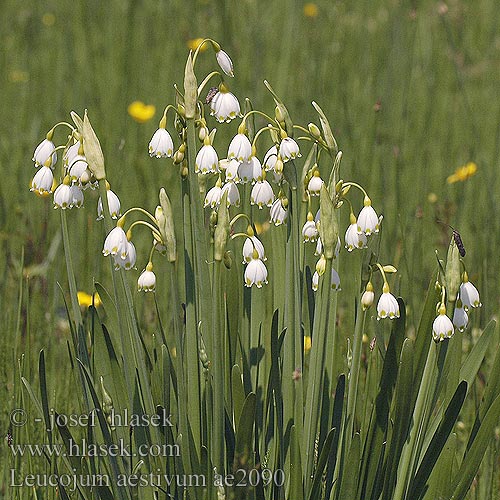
127 101 156 123
77 291 102 308
303 3 319 18
447 162 477 184
187 38 208 52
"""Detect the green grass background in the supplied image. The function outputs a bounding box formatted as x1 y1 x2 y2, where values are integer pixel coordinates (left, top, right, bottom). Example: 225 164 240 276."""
1 0 499 495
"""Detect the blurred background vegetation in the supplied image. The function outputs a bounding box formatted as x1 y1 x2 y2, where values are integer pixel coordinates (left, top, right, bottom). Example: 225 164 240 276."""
1 0 499 492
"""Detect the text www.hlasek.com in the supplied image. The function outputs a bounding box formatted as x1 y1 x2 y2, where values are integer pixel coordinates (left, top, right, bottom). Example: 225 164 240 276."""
10 439 180 458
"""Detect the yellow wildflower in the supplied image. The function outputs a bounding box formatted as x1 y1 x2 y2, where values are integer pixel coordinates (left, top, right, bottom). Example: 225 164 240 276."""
447 162 477 184
303 3 319 18
304 336 312 353
42 13 56 26
77 291 102 308
127 101 156 123
187 38 208 52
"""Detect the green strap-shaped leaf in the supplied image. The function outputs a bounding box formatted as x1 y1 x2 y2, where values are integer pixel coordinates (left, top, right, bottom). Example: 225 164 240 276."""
450 393 500 499
408 380 467 500
288 425 303 500
307 428 336 500
337 433 361 500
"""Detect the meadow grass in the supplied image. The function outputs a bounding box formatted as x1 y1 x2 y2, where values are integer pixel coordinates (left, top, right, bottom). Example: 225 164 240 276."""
1 0 499 498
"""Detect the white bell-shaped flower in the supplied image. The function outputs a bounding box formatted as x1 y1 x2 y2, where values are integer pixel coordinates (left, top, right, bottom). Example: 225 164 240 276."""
97 189 121 220
70 184 84 208
228 133 252 162
307 171 323 196
221 181 240 207
263 145 278 171
210 88 241 123
251 178 274 208
215 49 234 77
312 271 320 292
63 141 81 168
357 196 380 235
377 284 400 320
244 255 268 288
53 182 73 209
31 166 54 196
195 140 219 174
204 178 223 208
452 300 468 332
302 212 319 242
224 159 240 182
138 263 156 292
33 138 57 167
432 303 454 342
103 226 128 259
331 268 341 291
459 273 481 310
238 157 261 184
68 155 88 181
242 234 266 263
149 128 174 158
114 241 136 270
270 198 288 226
279 136 301 162
345 216 367 251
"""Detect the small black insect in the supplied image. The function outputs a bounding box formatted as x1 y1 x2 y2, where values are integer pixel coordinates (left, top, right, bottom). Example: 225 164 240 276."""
452 229 466 257
437 220 466 257
205 87 218 105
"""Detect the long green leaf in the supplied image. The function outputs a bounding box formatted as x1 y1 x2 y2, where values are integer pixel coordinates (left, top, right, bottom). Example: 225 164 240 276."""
450 393 500 499
408 380 467 500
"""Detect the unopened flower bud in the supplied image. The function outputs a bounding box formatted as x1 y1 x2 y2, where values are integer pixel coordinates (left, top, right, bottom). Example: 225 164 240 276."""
361 282 375 310
308 122 322 140
223 251 232 270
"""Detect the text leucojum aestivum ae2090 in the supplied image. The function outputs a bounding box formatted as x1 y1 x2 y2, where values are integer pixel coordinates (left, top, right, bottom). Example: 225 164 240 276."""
28 39 495 500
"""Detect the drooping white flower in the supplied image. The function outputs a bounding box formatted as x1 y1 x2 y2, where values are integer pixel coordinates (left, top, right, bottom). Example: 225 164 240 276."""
68 155 88 181
357 196 380 235
103 226 128 259
138 264 156 292
204 178 223 208
114 241 136 270
31 166 54 196
97 189 121 220
307 170 324 196
228 133 252 162
238 157 261 184
279 136 301 162
224 159 240 182
263 145 278 171
210 88 241 123
70 184 84 208
215 49 234 77
269 198 288 226
302 212 319 242
242 235 266 263
331 268 341 291
377 284 400 320
361 282 375 310
452 300 468 332
244 257 268 288
221 181 240 207
312 269 341 291
251 179 275 208
53 182 73 209
63 141 81 168
149 128 174 158
345 215 367 251
432 303 454 342
195 140 219 174
459 273 481 310
33 138 57 167
312 271 320 291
